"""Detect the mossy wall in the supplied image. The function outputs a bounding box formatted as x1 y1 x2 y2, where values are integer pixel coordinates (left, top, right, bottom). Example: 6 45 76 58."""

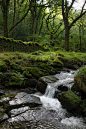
0 37 45 52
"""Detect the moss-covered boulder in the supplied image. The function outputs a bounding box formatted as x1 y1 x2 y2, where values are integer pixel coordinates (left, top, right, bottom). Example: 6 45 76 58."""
27 67 43 79
37 77 47 94
58 57 78 69
50 59 63 68
57 91 81 112
71 66 86 95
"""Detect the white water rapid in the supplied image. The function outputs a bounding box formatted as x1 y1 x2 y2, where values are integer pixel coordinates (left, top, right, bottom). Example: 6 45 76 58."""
36 69 86 129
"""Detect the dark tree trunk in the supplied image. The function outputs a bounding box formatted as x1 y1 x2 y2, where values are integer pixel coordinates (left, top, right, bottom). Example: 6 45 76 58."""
65 25 69 51
2 0 10 38
79 25 82 52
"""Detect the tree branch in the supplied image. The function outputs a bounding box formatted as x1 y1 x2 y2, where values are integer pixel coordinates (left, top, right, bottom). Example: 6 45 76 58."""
81 0 86 14
9 1 32 33
69 11 86 29
62 0 65 21
68 0 75 12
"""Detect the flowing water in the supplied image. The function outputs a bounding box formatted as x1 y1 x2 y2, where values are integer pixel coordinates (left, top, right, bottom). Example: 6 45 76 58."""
35 69 86 129
1 69 86 129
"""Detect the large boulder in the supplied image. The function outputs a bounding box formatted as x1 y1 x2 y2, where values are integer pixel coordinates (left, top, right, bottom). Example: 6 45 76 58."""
57 91 81 112
71 66 86 96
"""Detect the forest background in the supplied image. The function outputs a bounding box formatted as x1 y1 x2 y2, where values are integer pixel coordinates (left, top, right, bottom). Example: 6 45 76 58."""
0 0 86 52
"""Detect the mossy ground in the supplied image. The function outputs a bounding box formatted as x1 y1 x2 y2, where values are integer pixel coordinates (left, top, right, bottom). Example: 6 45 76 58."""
0 50 86 89
0 37 86 90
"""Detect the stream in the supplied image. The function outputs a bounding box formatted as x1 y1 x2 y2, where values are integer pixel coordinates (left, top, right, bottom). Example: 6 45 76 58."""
1 69 86 129
35 69 86 129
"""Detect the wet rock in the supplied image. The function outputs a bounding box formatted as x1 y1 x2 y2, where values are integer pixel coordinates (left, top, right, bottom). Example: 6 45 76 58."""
0 113 8 122
58 85 68 91
10 106 30 117
41 75 58 83
37 78 47 94
57 91 81 112
54 89 61 98
9 92 42 108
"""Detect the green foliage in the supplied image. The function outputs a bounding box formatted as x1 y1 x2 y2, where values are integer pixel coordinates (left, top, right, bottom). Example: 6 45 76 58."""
13 23 29 41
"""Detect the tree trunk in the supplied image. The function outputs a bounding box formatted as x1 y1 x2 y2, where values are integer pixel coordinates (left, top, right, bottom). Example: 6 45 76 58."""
12 0 16 38
2 0 10 38
64 14 70 51
79 25 82 52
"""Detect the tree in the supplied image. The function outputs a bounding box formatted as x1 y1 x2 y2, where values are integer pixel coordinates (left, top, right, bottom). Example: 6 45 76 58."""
0 0 10 37
0 0 33 38
62 0 86 51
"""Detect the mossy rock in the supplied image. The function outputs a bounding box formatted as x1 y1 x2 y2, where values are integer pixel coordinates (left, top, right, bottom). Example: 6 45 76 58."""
0 61 7 72
26 67 43 79
58 57 78 69
23 71 32 78
37 77 47 94
57 91 81 112
71 66 86 95
50 59 63 68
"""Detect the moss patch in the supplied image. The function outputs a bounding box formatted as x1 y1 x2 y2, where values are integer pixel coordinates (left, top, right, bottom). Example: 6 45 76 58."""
71 66 86 95
57 91 81 112
26 67 43 79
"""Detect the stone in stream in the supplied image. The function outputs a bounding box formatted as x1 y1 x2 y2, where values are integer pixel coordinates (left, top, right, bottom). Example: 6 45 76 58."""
0 113 8 122
58 85 68 91
9 92 42 108
57 91 81 112
37 75 58 94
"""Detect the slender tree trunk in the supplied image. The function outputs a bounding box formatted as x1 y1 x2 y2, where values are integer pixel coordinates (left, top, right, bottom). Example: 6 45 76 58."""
65 25 69 51
79 25 82 52
12 0 16 38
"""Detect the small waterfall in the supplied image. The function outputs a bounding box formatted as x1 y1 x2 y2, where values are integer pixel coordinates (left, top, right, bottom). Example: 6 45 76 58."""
44 85 55 98
38 69 86 129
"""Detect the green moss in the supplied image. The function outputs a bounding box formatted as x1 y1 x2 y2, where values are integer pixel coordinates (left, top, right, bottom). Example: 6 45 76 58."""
1 93 17 99
10 62 25 72
71 66 86 95
0 60 7 72
57 91 81 111
26 67 43 79
23 71 32 78
1 72 24 87
50 59 63 68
